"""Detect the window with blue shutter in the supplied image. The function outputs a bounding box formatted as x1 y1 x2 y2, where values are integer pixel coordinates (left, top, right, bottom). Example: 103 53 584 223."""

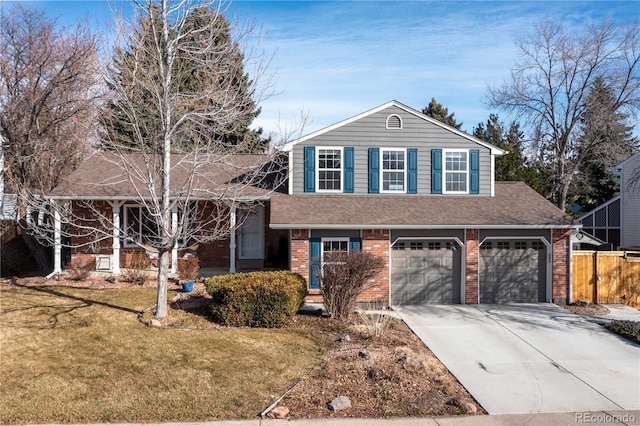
470 149 479 194
349 237 362 251
344 147 354 193
368 148 379 193
304 146 315 193
407 148 417 194
309 237 321 289
431 149 442 194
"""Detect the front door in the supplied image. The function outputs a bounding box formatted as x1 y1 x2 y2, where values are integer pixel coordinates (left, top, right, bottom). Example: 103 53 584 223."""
238 206 264 259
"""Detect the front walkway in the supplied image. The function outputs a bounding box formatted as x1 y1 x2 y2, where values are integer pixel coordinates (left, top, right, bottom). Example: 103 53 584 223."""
394 303 640 415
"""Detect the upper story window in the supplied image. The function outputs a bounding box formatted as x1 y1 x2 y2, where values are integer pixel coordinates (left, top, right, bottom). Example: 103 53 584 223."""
317 148 342 191
381 148 406 192
444 150 468 193
386 114 402 129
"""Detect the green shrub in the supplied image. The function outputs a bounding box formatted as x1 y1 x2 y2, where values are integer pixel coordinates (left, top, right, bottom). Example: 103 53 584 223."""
205 271 307 328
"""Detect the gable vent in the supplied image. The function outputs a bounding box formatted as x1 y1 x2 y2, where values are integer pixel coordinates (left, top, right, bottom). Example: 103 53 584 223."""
386 114 402 129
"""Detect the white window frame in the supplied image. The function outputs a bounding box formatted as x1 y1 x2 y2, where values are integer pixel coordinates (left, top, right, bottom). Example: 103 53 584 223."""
238 205 264 260
122 204 159 248
380 148 407 193
316 147 343 192
321 237 350 267
443 149 469 194
122 204 194 248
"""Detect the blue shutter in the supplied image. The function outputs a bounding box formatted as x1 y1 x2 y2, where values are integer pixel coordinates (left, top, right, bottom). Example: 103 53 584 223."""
470 149 479 194
344 147 354 193
309 237 321 289
368 148 379 193
407 148 417 194
349 237 362 251
431 149 442 194
304 146 315 193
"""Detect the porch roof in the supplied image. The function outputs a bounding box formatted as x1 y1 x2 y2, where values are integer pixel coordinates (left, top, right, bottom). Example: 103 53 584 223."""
46 152 283 201
269 182 577 229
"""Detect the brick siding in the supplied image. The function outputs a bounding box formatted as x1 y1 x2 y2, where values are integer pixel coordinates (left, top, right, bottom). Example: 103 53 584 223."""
66 200 284 271
552 228 571 303
465 228 479 304
359 229 390 303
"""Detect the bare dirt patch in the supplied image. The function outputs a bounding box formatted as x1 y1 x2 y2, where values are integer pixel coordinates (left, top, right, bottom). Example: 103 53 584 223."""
558 300 609 316
272 315 484 419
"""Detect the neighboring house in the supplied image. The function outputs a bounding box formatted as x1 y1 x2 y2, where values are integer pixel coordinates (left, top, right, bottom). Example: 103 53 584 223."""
578 151 640 250
0 146 19 242
46 100 577 305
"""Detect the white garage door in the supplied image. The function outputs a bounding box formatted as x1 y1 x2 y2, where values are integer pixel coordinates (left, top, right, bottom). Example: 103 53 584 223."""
391 240 460 305
479 240 546 303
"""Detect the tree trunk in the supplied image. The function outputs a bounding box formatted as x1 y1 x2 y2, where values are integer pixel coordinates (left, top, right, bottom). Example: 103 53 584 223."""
154 0 173 319
155 249 169 318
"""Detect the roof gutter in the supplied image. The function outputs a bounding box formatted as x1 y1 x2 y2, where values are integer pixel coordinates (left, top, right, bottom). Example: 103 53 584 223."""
269 223 581 230
45 195 272 202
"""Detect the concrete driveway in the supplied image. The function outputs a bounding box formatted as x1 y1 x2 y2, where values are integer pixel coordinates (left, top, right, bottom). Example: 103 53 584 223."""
394 303 640 415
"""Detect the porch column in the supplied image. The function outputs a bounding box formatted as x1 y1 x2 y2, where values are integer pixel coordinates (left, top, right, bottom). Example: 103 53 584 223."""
110 201 124 274
52 201 62 274
171 207 178 274
229 204 237 273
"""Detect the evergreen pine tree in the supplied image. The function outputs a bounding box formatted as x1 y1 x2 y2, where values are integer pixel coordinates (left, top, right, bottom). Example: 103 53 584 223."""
422 97 463 129
573 77 638 211
101 5 267 153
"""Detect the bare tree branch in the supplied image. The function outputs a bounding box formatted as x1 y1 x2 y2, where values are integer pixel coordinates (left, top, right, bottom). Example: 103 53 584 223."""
486 19 640 210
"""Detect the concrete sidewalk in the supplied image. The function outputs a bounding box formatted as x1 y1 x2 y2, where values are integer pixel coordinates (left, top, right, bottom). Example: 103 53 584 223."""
586 303 640 325
30 410 640 425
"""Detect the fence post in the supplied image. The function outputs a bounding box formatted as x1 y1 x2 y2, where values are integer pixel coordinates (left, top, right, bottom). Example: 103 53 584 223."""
593 251 599 304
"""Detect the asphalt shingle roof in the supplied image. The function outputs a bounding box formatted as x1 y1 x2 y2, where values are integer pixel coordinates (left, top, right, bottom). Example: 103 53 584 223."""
48 154 574 228
47 152 280 200
269 182 575 228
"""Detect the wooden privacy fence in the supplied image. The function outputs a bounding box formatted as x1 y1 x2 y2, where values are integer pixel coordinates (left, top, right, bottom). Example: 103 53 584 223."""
572 251 640 309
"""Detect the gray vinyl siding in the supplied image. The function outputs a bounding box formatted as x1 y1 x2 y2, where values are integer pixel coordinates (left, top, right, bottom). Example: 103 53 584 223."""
621 154 640 248
291 105 492 195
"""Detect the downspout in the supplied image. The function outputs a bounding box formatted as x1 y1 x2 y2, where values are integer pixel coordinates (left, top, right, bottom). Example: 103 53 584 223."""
568 229 573 304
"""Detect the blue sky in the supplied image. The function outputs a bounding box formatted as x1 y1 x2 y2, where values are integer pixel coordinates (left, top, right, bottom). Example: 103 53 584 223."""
4 0 639 139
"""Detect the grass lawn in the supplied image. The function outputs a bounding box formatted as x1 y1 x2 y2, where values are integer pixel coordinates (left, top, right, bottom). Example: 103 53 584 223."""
0 284 325 424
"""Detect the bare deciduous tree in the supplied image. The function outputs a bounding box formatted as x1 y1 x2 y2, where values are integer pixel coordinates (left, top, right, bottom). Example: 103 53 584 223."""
97 0 281 318
0 4 101 212
487 19 640 210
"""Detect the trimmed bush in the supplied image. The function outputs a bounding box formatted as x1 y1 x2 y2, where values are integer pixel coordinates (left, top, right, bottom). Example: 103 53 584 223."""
205 271 307 328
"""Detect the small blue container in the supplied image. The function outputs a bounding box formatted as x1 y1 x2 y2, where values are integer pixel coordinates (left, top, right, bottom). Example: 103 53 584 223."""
182 282 194 292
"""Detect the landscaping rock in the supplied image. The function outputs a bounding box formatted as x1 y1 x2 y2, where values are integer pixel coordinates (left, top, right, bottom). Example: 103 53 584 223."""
462 401 478 414
446 397 477 414
105 275 116 283
147 318 163 328
358 349 371 359
339 334 351 343
398 353 421 368
328 395 351 411
269 406 290 419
